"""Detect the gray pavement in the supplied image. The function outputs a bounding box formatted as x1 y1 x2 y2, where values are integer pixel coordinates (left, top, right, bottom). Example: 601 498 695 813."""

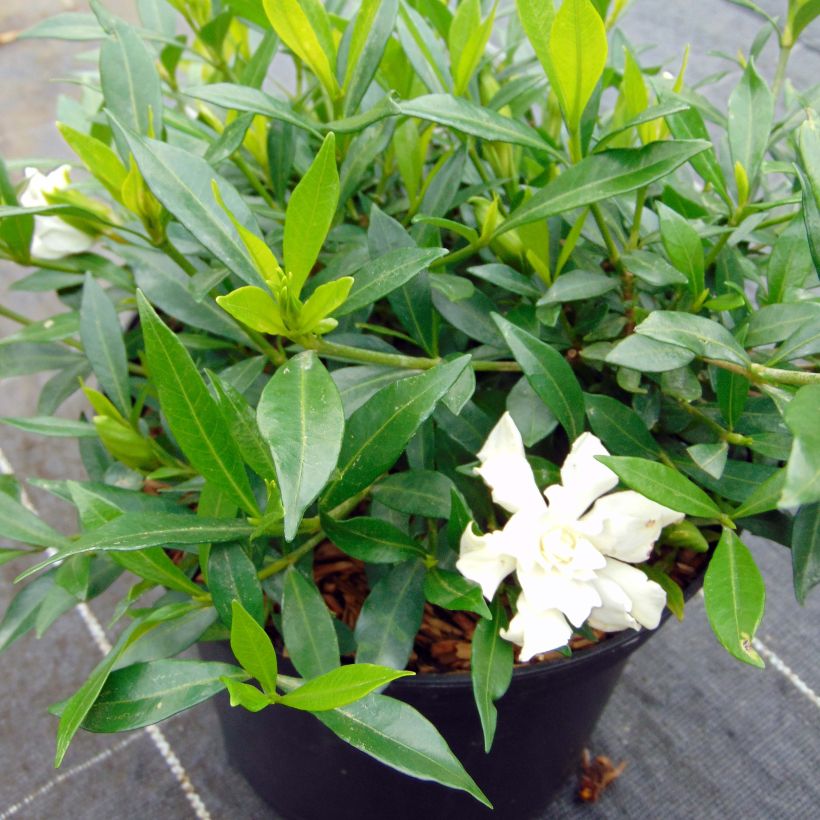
0 1 818 819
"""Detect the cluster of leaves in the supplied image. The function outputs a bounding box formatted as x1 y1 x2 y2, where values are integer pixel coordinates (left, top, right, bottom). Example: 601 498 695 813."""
0 0 819 802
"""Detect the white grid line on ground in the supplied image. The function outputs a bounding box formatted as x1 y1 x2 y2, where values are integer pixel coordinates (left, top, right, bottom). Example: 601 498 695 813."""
0 446 212 820
0 735 142 820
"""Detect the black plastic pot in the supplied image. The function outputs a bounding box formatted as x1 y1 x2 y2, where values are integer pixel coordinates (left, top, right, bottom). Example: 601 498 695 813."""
200 617 670 820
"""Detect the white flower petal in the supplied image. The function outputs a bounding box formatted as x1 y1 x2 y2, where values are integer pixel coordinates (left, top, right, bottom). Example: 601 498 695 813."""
587 573 640 632
583 490 684 563
456 524 516 601
475 412 544 515
518 567 602 627
593 557 667 630
544 433 617 520
500 592 573 661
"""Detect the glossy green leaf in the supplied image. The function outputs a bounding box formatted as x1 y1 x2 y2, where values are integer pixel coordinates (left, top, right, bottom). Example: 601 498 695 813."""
0 156 32 259
424 568 490 619
0 574 56 654
223 678 271 712
371 470 455 519
733 469 786 518
506 377 558 447
514 0 556 88
0 491 69 550
119 128 263 287
538 270 617 305
322 515 426 563
471 597 513 753
322 356 470 509
80 273 130 415
657 203 704 297
183 83 320 136
635 311 750 367
792 503 820 605
716 368 750 429
727 59 773 189
797 115 820 272
584 393 660 458
0 417 97 438
596 456 723 518
336 248 447 317
216 286 287 335
703 529 765 668
279 664 413 711
766 218 814 304
781 384 820 508
137 293 258 514
282 565 340 679
258 352 344 540
229 599 278 695
109 548 203 597
687 442 728 480
355 560 426 671
606 334 695 372
494 314 584 441
314 692 490 806
57 123 128 202
399 94 555 154
500 140 710 234
80 659 245 732
208 542 265 628
284 133 339 294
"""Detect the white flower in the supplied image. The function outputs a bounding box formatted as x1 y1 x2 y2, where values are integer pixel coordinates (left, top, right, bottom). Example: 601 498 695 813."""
456 412 683 661
20 165 95 260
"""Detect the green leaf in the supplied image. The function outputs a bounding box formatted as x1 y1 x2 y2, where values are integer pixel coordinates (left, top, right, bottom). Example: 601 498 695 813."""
79 659 245 732
769 315 820 364
399 94 555 154
284 133 339 294
0 156 32 260
371 470 455 519
424 568 491 619
314 692 490 806
467 263 541 298
642 565 685 620
100 21 164 157
781 384 820 508
493 314 584 441
282 565 340 679
119 127 263 287
727 58 773 189
0 417 97 438
258 351 344 540
0 491 69 550
262 0 339 97
788 0 820 41
183 84 320 136
216 286 288 335
596 456 723 518
80 273 130 415
321 515 426 563
657 203 705 297
355 560 426 671
0 574 56 653
279 664 413 711
507 377 558 447
766 217 814 304
703 529 765 668
635 311 750 367
548 0 608 134
208 542 265 628
229 599 278 695
137 292 258 515
109 548 203 597
342 0 398 115
471 597 513 753
57 123 127 202
687 442 728 480
322 356 470 509
336 248 447 317
716 368 750 429
733 469 786 518
0 342 84 378
223 678 272 712
797 115 820 272
514 0 557 89
538 270 617 305
584 393 660 458
606 334 695 372
792 503 820 605
500 140 710 234
298 277 354 333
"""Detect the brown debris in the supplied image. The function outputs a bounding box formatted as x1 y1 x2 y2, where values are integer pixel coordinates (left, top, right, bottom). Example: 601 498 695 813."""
577 748 628 803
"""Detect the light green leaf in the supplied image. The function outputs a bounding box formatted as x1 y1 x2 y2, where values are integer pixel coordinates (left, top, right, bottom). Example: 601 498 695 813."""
792 503 820 605
538 270 617 305
0 417 97 438
424 568 491 619
606 334 695 372
109 548 203 597
279 664 413 711
703 529 765 668
298 277 353 332
514 0 556 88
0 491 69 550
216 286 288 336
223 678 272 712
58 123 128 202
781 384 820 507
321 514 426 563
657 203 705 297
284 133 339 294
728 59 773 190
229 599 278 695
687 442 728 480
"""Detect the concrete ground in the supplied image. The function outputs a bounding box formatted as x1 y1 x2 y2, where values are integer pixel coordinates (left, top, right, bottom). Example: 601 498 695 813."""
0 1 818 819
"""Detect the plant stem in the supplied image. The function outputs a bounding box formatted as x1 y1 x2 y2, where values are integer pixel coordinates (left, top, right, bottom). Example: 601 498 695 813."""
257 531 326 581
590 203 621 269
430 238 488 270
772 43 792 104
627 187 647 250
703 357 820 387
160 239 198 277
676 400 752 446
234 155 279 212
0 303 32 326
246 329 286 365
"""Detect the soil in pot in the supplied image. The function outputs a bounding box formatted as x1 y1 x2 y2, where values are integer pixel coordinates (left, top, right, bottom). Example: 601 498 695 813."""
200 543 707 820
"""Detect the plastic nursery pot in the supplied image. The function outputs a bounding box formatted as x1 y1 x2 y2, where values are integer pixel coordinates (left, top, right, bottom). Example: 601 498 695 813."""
199 610 682 820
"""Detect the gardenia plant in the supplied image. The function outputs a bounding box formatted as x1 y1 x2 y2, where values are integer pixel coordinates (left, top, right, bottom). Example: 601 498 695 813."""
0 0 818 807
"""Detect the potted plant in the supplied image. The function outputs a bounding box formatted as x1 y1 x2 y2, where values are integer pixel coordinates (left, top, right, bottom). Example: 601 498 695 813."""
1 0 818 816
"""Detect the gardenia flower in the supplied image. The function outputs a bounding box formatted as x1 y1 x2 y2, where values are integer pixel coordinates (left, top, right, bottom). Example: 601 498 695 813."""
457 413 683 661
20 165 95 260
